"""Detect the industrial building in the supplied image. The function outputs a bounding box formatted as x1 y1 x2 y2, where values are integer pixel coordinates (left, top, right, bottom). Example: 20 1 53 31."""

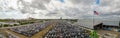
77 19 120 30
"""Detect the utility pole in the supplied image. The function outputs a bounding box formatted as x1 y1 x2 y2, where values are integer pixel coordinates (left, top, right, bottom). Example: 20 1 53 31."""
119 21 120 28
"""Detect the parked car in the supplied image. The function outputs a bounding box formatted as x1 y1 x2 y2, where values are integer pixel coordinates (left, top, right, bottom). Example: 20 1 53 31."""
103 28 112 31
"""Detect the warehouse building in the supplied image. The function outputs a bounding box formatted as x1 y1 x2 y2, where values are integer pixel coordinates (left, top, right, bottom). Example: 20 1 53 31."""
77 19 120 30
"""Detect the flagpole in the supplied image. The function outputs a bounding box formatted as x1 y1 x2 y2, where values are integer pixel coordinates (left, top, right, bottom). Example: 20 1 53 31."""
93 0 100 29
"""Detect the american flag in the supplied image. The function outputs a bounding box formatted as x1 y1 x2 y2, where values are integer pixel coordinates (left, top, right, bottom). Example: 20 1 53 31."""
94 11 99 15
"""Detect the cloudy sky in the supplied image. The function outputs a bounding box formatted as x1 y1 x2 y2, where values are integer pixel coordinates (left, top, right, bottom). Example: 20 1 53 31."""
0 0 120 20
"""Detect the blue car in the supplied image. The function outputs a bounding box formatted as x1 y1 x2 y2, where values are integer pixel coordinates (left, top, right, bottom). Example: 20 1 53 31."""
103 28 112 31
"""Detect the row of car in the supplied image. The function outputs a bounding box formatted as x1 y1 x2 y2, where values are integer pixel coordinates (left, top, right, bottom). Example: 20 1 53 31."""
9 21 51 37
44 22 90 38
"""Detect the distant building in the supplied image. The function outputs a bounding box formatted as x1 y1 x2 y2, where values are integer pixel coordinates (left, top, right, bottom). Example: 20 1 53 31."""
95 21 119 30
28 17 34 20
60 17 62 19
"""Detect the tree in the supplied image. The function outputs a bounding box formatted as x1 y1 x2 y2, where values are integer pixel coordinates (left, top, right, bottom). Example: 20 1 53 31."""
0 24 2 27
13 24 18 26
90 30 99 38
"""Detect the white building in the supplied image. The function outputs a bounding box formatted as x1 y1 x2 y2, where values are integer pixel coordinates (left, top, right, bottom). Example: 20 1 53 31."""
76 19 119 29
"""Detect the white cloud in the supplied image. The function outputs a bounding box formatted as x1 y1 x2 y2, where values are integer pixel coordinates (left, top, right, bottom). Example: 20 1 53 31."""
0 0 119 20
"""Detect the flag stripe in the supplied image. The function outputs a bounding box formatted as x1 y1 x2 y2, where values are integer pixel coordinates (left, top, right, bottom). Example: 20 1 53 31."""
94 11 99 15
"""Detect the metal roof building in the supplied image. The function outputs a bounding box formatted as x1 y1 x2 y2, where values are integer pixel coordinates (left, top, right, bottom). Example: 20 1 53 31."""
76 19 119 29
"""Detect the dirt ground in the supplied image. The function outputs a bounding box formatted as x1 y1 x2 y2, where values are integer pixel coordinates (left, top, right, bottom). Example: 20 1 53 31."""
96 29 119 38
